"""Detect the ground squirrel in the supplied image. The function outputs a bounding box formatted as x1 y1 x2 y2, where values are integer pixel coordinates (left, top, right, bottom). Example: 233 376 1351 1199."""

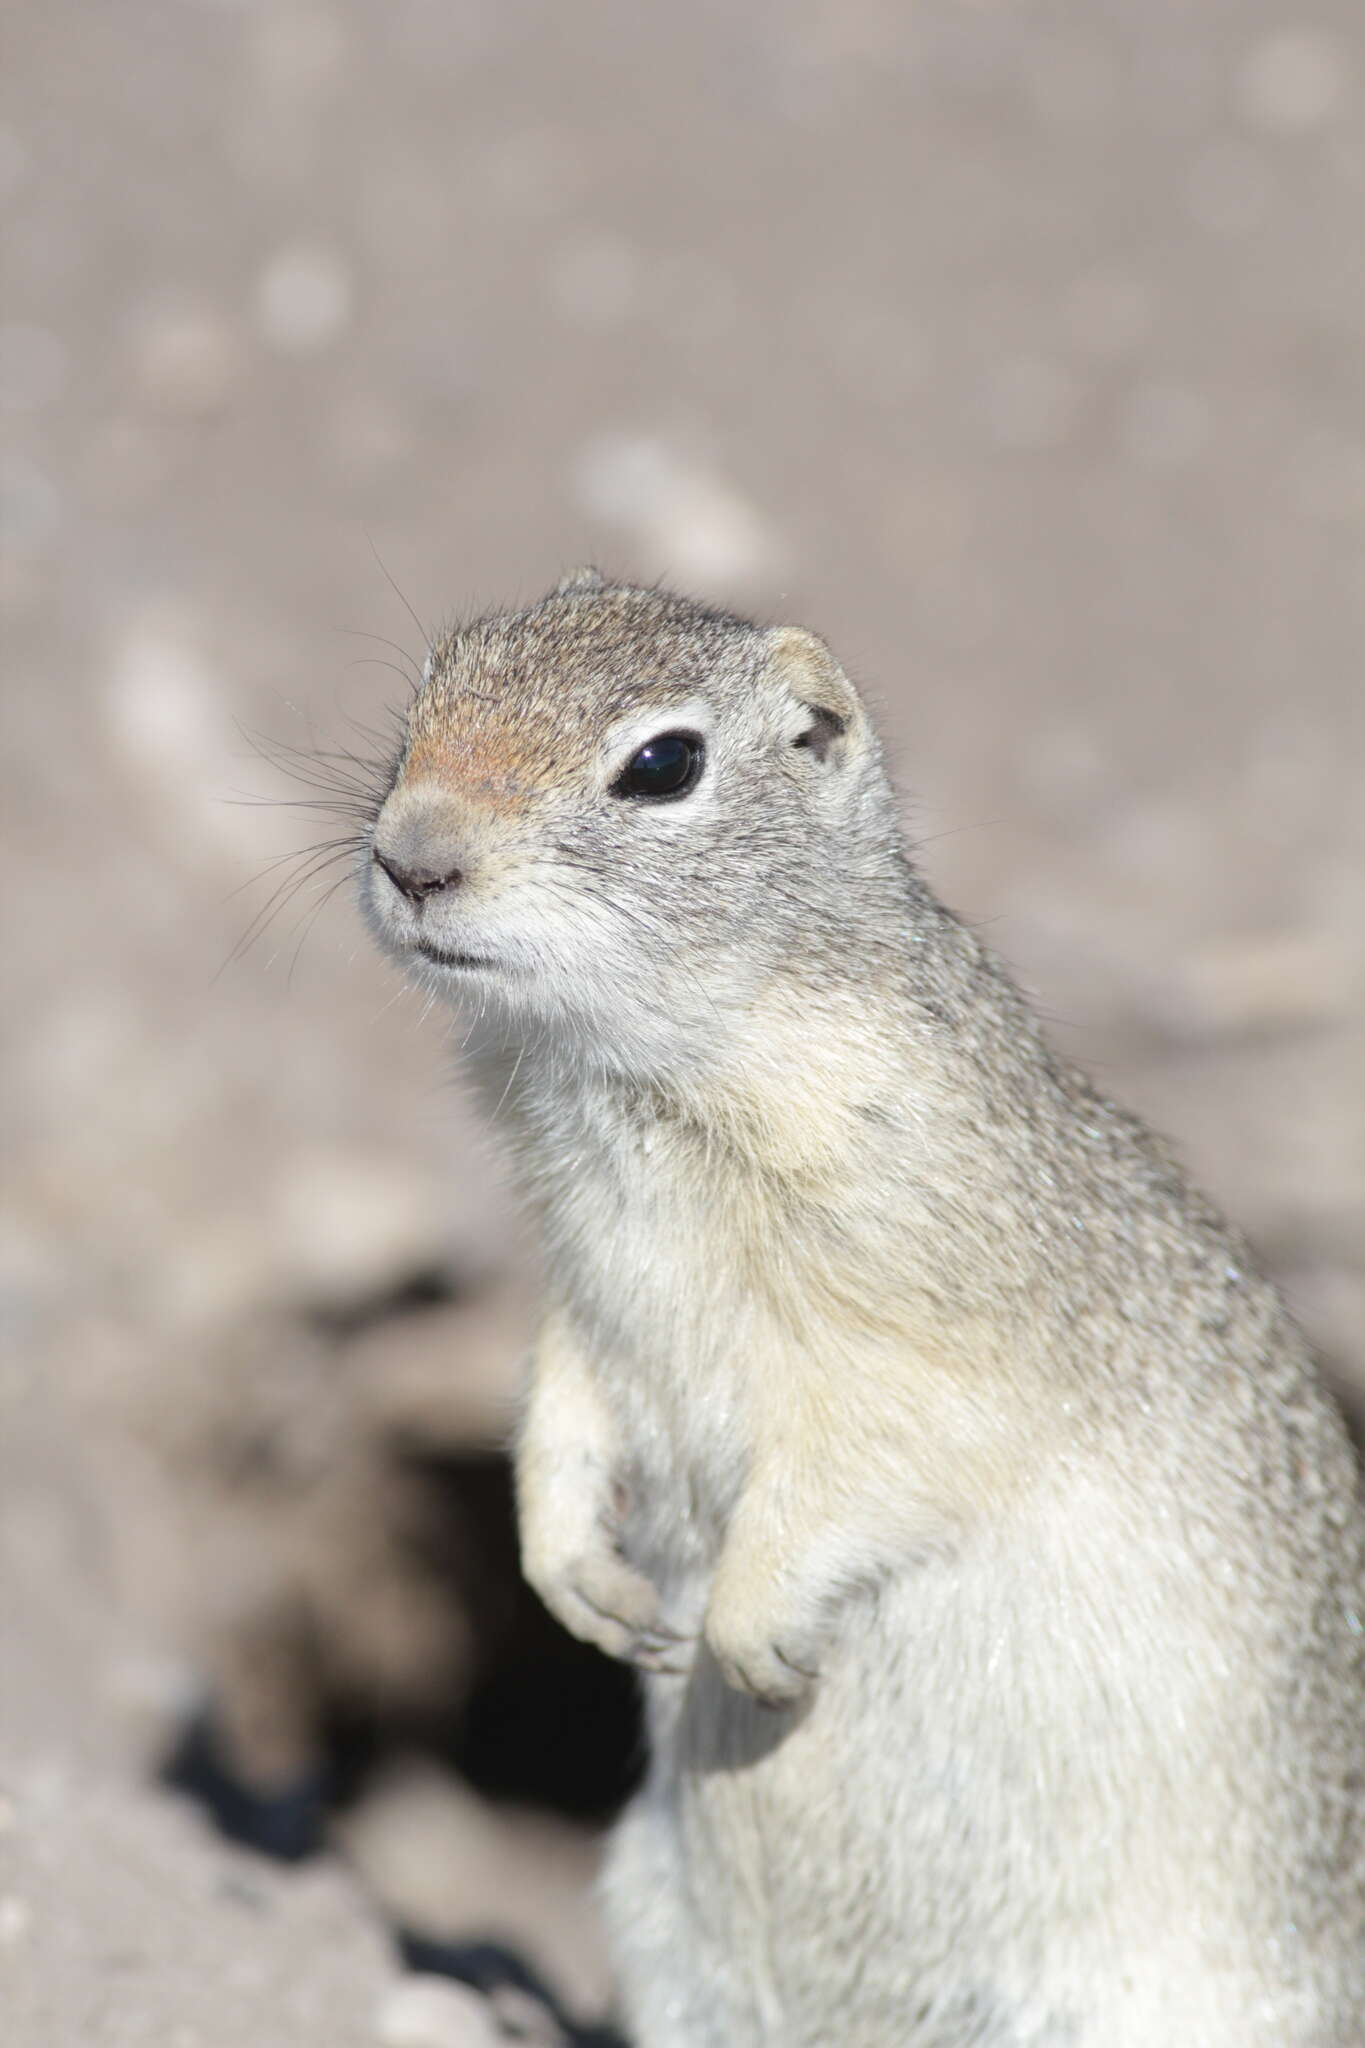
359 571 1364 2047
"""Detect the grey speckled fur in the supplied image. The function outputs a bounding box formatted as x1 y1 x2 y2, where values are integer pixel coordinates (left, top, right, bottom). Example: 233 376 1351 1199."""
359 575 1365 2047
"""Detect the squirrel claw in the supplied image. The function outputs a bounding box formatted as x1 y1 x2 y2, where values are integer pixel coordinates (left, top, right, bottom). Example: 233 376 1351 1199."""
632 1622 698 1667
706 1633 821 1708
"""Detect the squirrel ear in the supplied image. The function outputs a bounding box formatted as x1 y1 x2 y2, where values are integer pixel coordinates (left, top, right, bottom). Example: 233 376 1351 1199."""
765 626 863 764
556 565 608 595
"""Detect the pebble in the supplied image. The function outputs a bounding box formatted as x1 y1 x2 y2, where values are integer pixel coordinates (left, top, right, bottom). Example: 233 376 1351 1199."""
571 433 779 588
254 243 353 354
1175 933 1355 1035
106 618 220 783
132 306 243 416
374 1975 518 2048
0 1895 32 1945
328 391 414 475
250 7 349 97
1237 30 1350 135
270 1150 448 1304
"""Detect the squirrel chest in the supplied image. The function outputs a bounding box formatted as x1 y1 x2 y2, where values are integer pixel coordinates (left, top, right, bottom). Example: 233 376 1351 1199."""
509 1064 877 1557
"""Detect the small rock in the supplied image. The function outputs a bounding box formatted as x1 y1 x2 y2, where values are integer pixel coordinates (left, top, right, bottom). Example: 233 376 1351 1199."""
132 306 243 416
255 243 353 354
105 616 222 784
1173 933 1355 1037
0 1895 32 1944
1237 30 1350 135
250 7 349 97
270 1149 449 1304
570 434 779 590
374 1974 513 2048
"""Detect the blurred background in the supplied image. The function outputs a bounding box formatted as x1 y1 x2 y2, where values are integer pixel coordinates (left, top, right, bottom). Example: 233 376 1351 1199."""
2 2 1362 2042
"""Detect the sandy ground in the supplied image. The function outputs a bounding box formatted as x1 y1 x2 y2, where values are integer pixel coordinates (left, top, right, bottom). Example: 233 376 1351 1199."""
2 2 1363 2041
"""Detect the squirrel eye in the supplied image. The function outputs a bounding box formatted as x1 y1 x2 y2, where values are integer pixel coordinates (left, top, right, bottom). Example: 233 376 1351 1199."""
611 731 704 801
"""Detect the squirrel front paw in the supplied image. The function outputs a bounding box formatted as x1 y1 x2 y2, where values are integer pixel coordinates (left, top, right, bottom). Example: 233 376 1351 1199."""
702 1581 825 1709
523 1538 694 1676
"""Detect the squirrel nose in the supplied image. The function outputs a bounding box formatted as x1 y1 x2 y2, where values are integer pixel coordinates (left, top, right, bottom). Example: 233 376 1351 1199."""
373 847 462 904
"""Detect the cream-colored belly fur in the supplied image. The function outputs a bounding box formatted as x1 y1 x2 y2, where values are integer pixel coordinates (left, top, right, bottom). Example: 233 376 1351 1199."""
604 1486 1298 2048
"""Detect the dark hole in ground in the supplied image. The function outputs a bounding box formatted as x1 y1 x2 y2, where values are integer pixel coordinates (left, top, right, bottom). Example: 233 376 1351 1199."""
161 1449 643 1845
407 1447 647 1819
161 1448 644 2032
160 1268 646 2033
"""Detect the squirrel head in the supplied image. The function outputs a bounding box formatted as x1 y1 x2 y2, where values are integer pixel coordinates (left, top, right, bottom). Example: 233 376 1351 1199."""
363 576 900 1067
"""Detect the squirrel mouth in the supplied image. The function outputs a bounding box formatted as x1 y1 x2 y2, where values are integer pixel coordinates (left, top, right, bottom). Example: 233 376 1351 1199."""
414 939 496 971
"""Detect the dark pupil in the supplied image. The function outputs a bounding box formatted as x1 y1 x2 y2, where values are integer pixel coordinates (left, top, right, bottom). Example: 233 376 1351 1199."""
620 733 696 797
